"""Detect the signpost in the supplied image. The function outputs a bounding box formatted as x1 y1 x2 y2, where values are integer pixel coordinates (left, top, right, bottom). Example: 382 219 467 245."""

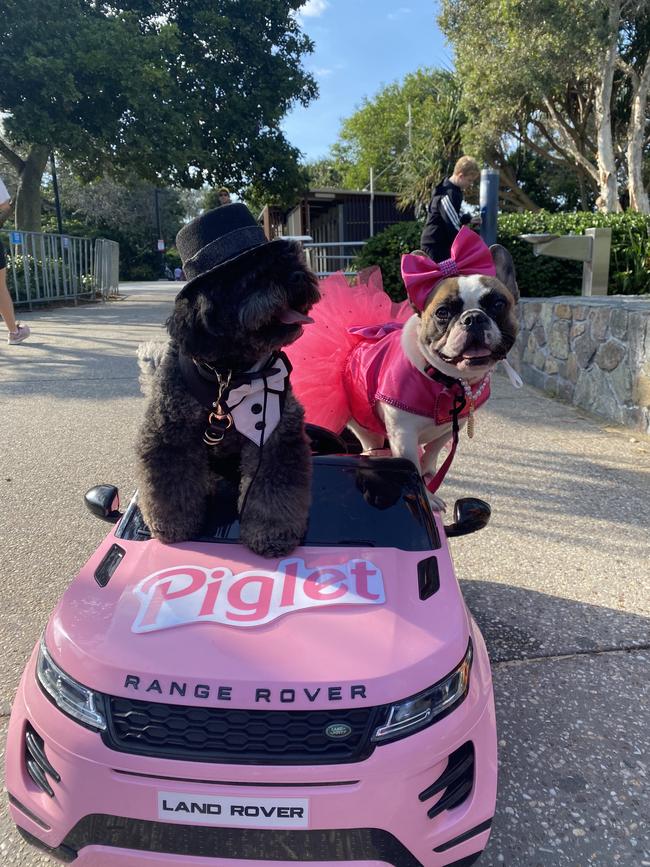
479 168 499 247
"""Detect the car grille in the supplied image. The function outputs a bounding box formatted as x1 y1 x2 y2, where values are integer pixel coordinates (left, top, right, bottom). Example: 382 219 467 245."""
102 696 384 764
43 815 426 866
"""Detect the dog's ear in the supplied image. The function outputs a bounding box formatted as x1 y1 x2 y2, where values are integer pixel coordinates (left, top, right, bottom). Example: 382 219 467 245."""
166 294 214 344
166 298 193 343
490 244 519 303
239 283 286 331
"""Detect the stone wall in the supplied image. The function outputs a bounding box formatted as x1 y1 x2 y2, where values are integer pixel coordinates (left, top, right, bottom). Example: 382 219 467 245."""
510 296 650 434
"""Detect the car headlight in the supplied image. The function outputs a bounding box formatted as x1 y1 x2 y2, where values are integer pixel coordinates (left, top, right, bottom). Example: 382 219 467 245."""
372 641 472 743
36 638 107 731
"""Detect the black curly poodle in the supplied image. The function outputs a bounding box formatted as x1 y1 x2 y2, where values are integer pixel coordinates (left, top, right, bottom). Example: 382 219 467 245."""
135 206 320 558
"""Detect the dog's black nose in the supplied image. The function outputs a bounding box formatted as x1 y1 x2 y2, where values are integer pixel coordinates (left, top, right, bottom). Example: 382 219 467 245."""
460 309 489 329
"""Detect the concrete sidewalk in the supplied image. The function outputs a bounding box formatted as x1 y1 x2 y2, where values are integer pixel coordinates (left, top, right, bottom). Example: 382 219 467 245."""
1 282 648 865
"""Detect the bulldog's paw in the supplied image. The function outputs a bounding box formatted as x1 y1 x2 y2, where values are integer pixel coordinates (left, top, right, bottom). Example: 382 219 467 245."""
422 473 447 512
426 491 447 512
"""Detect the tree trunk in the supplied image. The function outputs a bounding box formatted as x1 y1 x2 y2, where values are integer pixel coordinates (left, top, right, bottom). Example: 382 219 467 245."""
498 162 542 212
14 145 49 231
626 56 650 213
578 170 588 211
594 1 622 212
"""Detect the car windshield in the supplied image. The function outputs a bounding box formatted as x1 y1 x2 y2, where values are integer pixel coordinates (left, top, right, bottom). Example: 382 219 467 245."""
118 456 439 551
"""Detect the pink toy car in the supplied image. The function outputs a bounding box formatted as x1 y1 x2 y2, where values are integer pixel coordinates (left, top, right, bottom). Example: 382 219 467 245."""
6 433 497 867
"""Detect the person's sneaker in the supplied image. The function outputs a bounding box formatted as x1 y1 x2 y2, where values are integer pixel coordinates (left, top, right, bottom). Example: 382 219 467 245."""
8 324 30 344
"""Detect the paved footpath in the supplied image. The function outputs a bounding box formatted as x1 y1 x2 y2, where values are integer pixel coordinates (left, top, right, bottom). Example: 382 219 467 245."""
1 282 648 866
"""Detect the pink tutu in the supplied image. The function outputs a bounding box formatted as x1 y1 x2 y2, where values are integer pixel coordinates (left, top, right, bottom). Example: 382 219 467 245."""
286 268 410 433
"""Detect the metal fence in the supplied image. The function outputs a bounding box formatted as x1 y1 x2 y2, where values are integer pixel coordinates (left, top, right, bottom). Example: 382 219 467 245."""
301 240 367 277
1 230 120 307
94 238 120 299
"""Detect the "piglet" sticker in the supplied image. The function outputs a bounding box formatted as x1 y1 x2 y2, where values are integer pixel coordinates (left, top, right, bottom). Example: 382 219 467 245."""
132 557 385 633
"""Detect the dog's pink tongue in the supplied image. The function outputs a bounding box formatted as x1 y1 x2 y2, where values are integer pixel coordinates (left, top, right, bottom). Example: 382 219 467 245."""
279 309 314 325
462 348 492 358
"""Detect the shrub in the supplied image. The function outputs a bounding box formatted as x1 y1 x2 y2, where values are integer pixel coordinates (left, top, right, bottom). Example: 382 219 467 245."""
126 263 159 281
353 212 650 299
353 221 423 301
164 247 182 270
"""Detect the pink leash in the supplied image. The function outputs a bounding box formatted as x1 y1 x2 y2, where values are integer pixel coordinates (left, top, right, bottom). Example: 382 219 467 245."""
425 390 465 494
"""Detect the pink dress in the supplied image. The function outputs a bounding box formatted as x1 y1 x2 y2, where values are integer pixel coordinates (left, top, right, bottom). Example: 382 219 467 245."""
286 270 490 436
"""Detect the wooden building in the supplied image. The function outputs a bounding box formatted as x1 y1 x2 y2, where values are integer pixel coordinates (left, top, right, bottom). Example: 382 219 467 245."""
260 188 415 243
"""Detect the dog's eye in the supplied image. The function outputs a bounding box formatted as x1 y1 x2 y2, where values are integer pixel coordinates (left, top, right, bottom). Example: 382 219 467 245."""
435 307 451 320
491 298 506 312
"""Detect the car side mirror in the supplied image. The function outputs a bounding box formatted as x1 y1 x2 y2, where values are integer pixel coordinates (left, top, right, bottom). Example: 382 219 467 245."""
85 485 123 523
444 497 491 537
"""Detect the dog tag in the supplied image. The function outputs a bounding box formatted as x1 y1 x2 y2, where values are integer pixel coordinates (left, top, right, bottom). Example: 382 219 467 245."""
466 402 475 438
204 411 233 446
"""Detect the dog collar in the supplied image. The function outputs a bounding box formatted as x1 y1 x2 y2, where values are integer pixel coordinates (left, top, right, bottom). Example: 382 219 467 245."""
179 351 291 447
421 355 492 439
422 361 461 389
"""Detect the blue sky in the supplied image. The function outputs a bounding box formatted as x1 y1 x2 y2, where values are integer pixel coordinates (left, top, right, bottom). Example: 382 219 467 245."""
282 0 452 163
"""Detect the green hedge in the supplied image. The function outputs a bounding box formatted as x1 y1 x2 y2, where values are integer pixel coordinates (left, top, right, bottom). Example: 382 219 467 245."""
354 222 423 301
353 212 650 299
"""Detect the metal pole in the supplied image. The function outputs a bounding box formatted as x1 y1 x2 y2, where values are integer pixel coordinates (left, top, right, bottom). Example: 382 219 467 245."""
479 167 499 247
154 188 164 277
582 228 611 296
50 153 63 235
407 103 413 149
369 167 374 238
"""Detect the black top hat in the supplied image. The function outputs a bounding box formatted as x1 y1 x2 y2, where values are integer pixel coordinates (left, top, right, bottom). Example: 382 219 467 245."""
175 203 291 299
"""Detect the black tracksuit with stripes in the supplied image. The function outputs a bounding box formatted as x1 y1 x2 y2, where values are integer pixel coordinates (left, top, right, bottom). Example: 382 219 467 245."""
419 178 472 262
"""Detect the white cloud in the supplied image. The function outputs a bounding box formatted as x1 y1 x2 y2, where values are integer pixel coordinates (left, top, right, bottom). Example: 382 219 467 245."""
299 0 329 17
387 7 412 20
313 66 333 77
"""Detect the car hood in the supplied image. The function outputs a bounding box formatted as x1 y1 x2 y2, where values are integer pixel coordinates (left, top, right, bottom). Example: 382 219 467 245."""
46 528 470 711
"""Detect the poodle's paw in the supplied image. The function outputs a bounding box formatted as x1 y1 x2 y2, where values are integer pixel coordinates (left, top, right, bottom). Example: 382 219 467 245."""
144 511 199 544
240 523 304 559
148 523 187 544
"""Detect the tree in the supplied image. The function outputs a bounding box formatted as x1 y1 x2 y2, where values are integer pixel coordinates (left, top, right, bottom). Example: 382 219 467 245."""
57 168 184 243
49 165 187 277
393 71 465 212
326 67 468 214
315 62 593 213
0 0 317 230
303 157 351 189
332 69 464 195
502 148 596 212
319 67 565 212
439 0 650 213
619 4 650 211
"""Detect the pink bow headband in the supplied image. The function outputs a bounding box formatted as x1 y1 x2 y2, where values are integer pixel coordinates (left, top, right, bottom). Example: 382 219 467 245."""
401 226 496 312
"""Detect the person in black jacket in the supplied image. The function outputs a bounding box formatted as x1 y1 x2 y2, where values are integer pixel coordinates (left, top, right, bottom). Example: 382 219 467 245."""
420 156 481 261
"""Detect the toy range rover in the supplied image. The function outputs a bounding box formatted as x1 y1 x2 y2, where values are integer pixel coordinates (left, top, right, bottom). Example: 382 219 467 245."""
6 431 497 867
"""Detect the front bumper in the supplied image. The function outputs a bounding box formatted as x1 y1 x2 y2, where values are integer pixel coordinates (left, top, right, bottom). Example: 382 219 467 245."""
6 625 497 867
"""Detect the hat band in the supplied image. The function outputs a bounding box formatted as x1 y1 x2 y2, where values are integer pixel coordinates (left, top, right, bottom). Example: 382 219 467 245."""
183 225 267 279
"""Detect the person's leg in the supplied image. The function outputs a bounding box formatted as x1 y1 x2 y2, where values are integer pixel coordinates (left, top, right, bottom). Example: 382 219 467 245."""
0 266 18 333
0 240 30 342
